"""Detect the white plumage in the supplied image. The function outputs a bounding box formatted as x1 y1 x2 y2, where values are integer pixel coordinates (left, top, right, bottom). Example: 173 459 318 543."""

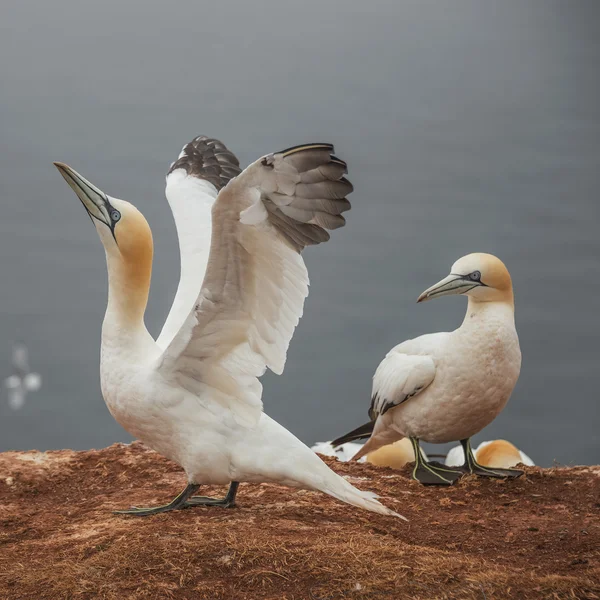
156 173 219 349
55 138 401 518
311 441 367 462
334 253 523 485
370 352 436 420
367 309 520 447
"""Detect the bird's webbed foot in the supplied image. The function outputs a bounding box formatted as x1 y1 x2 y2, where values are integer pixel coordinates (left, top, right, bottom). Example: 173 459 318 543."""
465 464 524 478
409 438 463 486
185 482 239 508
459 439 524 479
113 483 200 517
414 460 464 485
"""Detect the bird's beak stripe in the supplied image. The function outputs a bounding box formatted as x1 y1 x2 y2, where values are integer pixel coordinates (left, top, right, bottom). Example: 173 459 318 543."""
417 274 482 303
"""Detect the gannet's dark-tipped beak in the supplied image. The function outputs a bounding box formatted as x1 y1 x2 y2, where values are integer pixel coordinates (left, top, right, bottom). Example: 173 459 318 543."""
417 274 482 303
54 162 113 227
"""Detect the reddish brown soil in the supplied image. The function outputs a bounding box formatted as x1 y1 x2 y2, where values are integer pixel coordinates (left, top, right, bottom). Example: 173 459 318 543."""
0 442 598 600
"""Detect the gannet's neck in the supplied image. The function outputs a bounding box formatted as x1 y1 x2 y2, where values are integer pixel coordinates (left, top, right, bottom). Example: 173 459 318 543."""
105 254 151 329
462 294 515 328
101 209 155 351
101 255 155 358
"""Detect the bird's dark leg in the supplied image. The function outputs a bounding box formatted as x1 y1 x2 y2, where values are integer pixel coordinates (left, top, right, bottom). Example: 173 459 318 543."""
410 437 463 486
113 483 200 517
185 481 239 508
459 438 523 478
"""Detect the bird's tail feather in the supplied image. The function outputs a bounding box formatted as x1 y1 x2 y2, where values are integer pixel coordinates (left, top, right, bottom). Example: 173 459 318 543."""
320 473 407 520
331 421 375 447
252 415 404 519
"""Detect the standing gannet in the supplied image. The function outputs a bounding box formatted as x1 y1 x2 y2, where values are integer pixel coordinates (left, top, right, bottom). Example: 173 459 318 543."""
54 138 402 519
332 253 523 485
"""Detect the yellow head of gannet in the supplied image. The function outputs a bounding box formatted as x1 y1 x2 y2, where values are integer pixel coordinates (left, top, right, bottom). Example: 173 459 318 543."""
54 162 153 325
365 438 416 469
476 439 522 469
333 252 522 486
54 139 403 520
417 252 513 306
311 438 424 469
445 439 535 469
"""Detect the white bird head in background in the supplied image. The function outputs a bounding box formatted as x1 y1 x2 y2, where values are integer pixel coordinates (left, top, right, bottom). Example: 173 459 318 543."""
417 252 514 306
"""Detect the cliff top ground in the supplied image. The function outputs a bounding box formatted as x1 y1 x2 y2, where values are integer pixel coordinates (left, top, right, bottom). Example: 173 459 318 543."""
0 442 598 600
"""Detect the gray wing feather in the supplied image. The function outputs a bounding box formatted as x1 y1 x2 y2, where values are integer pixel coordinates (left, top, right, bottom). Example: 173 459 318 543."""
157 142 354 423
261 144 353 252
299 163 348 183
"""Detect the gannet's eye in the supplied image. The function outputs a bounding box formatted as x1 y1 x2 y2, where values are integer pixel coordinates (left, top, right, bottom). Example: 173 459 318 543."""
110 210 121 223
470 271 481 281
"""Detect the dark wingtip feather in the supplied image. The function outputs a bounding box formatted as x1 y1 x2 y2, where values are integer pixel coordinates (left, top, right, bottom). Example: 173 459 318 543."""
168 135 242 190
279 142 334 157
263 142 353 252
330 155 347 169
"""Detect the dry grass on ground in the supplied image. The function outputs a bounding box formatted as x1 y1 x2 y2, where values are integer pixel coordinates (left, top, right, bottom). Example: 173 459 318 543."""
0 442 598 599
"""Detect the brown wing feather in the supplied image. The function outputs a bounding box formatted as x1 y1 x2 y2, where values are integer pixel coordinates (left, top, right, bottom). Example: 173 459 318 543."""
260 144 353 252
168 135 242 190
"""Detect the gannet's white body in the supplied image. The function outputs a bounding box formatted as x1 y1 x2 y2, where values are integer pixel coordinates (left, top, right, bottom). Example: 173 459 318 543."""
334 253 523 485
55 137 400 518
367 297 520 448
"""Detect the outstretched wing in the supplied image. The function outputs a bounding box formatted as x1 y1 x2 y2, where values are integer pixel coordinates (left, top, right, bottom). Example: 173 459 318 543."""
157 136 242 349
368 351 436 420
156 143 352 425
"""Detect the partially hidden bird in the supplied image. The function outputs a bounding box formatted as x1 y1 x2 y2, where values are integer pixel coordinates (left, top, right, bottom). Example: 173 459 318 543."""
332 253 523 485
54 136 402 518
446 439 534 470
312 438 421 469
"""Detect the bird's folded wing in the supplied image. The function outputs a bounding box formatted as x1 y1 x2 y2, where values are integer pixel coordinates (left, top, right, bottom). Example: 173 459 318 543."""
156 143 352 426
369 353 436 420
157 136 242 349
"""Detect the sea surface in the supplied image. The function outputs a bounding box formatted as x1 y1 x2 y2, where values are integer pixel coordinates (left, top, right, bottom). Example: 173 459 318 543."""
1 0 599 466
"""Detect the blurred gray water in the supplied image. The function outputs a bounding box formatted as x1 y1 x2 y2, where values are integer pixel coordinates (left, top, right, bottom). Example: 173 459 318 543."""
1 0 599 466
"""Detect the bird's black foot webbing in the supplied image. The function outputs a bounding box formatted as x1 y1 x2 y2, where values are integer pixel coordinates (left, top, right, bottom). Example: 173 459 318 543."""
113 482 241 516
186 481 239 508
459 438 524 478
113 483 200 517
409 438 463 486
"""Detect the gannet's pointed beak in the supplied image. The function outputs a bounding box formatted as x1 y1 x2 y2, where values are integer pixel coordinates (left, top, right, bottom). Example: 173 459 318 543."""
417 273 482 303
53 162 113 227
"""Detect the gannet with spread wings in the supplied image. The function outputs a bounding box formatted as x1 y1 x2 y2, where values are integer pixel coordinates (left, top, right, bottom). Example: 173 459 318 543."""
54 137 402 519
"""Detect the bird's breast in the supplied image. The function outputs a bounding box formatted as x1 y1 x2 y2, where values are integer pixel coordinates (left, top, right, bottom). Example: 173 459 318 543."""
391 322 521 443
